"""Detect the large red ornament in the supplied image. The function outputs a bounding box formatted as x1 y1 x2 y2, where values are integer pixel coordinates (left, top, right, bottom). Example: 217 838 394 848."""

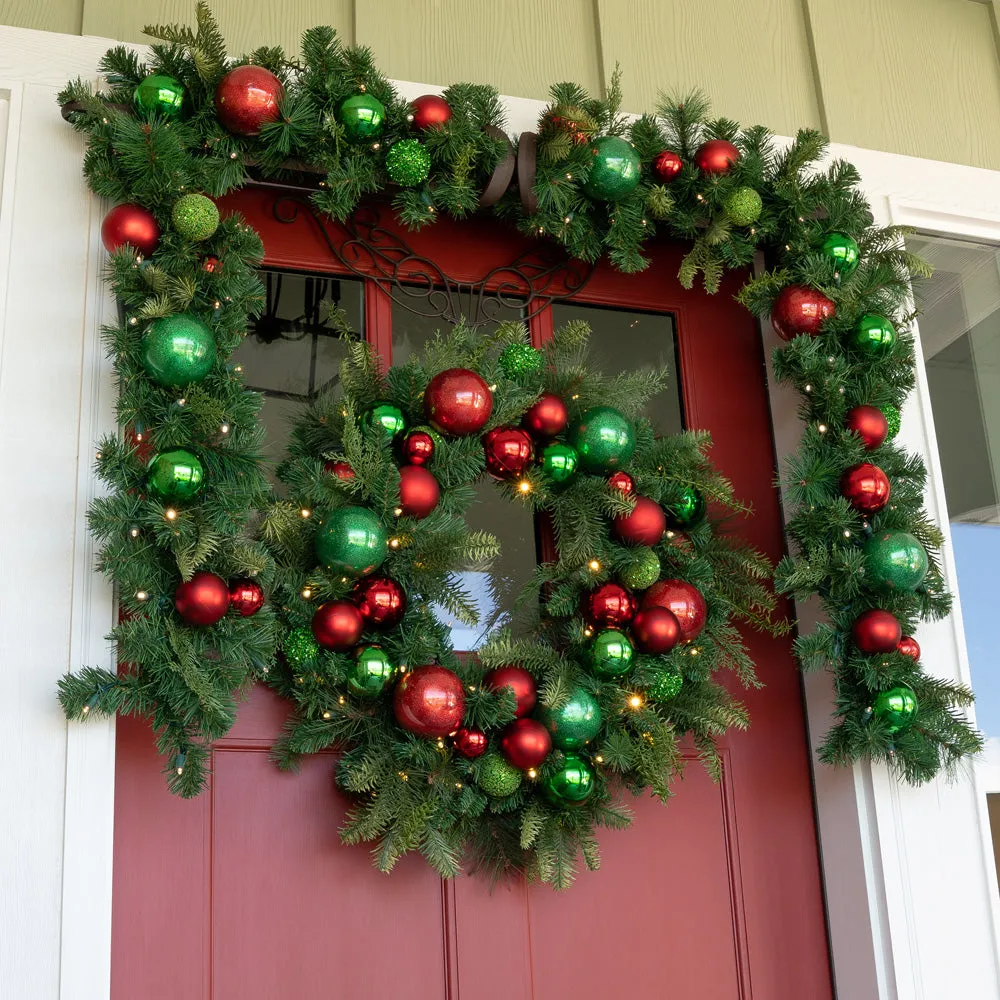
393 665 466 737
424 368 493 436
483 426 533 480
846 406 889 451
583 582 636 628
483 665 537 718
101 203 160 257
652 149 683 183
214 65 284 136
608 471 635 496
643 579 707 642
694 139 739 174
312 600 364 651
401 431 435 466
174 571 230 627
500 718 552 770
453 726 488 758
852 609 901 654
770 285 836 341
840 462 891 514
228 578 264 616
631 606 681 654
398 464 440 518
353 575 407 629
613 495 666 546
522 393 569 439
324 460 355 481
410 94 453 131
897 635 921 660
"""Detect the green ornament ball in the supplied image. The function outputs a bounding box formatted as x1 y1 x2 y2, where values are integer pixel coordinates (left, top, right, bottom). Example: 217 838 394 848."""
340 93 386 142
385 139 431 186
872 685 918 734
498 342 543 379
315 505 388 577
364 402 407 440
539 442 579 484
864 530 929 591
821 231 860 278
134 73 185 118
646 666 684 702
665 485 706 529
588 629 634 679
852 314 896 354
883 404 901 439
582 136 641 201
542 753 596 808
171 193 219 242
284 626 320 669
570 407 635 473
141 314 216 389
724 186 762 227
477 752 523 798
620 547 661 591
537 687 603 750
347 645 395 697
146 448 204 501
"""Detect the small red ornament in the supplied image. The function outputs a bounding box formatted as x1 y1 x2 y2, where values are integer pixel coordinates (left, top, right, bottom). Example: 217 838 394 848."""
643 579 707 642
453 726 488 758
125 424 154 465
483 426 534 480
398 465 440 519
845 406 889 451
631 606 682 654
522 393 569 439
410 94 453 131
229 578 264 616
312 599 364 651
483 666 537 718
613 495 666 546
353 575 407 629
393 665 466 737
424 368 493 436
500 718 552 770
324 460 355 481
583 582 636 628
401 431 435 466
840 462 891 514
694 139 739 174
101 203 160 257
897 635 921 660
215 65 284 136
174 571 230 627
201 255 221 274
652 149 683 183
608 471 635 496
770 285 836 341
852 609 901 654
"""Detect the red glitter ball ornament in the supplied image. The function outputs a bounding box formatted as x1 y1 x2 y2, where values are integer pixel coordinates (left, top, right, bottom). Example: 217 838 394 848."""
398 465 440 519
214 65 284 136
642 579 707 642
101 203 160 257
453 726 488 758
613 495 666 546
352 575 407 629
694 138 739 174
410 93 453 131
583 582 636 628
201 255 220 273
522 393 569 439
840 462 891 514
228 578 264 616
424 368 493 436
852 609 901 654
483 426 534 480
483 666 537 718
631 606 682 654
401 430 435 466
897 635 921 660
608 471 634 496
174 571 230 627
500 718 552 770
845 406 889 451
312 599 364 651
652 149 683 183
324 460 356 481
770 285 836 341
393 665 466 737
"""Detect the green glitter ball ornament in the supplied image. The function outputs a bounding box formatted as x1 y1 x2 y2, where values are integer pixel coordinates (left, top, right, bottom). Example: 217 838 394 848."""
582 136 641 201
498 342 543 379
347 645 395 697
537 687 603 750
146 448 204 501
872 685 918 734
820 231 860 278
315 505 388 577
570 407 635 473
588 629 634 679
864 530 928 591
724 186 762 227
664 485 706 529
385 139 431 186
171 193 219 242
620 547 661 591
141 314 216 389
339 93 386 142
542 753 596 808
539 442 579 485
852 314 896 354
364 402 407 440
477 752 523 798
284 627 320 669
133 73 185 118
883 404 901 439
647 666 684 701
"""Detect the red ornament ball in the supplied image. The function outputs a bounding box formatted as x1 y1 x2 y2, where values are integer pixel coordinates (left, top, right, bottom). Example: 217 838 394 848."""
312 599 364 651
652 149 683 183
500 718 552 770
608 471 635 496
840 462 891 514
522 393 569 439
614 495 666 546
483 426 534 480
643 579 707 643
584 582 636 628
228 578 264 616
175 571 230 627
324 460 356 481
453 726 488 759
215 65 284 136
852 609 902 654
393 665 466 737
771 285 836 341
410 94 452 131
897 635 921 660
424 368 493 436
846 406 889 451
631 606 682 654
483 665 537 718
694 139 739 174
102 203 160 257
398 464 440 518
202 255 221 273
352 575 407 629
401 430 435 466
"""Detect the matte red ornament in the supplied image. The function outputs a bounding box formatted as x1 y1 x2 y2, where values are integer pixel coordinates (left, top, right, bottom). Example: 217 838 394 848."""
846 405 889 451
770 285 836 341
324 460 355 481
174 571 230 627
608 471 635 496
101 203 160 257
311 599 364 651
401 431 435 466
694 138 739 174
424 368 493 435
228 578 264 616
897 635 921 660
483 665 537 718
852 609 902 654
631 606 682 654
453 726 488 758
214 65 283 136
613 495 666 546
840 462 891 513
583 582 636 628
353 575 407 629
483 426 533 480
201 255 220 273
393 665 466 737
398 464 440 518
500 718 553 770
522 393 569 439
652 149 683 183
410 93 453 131
642 579 707 642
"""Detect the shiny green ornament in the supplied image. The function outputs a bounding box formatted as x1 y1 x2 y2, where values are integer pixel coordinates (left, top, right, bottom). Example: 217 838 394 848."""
883 404 901 440
540 442 579 485
171 194 219 242
339 93 386 142
647 666 683 701
141 314 216 388
284 627 320 669
133 73 185 118
665 486 706 528
852 314 896 354
498 342 543 379
347 646 395 697
872 685 918 734
542 753 596 808
386 139 431 186
364 402 406 440
620 547 661 591
821 231 860 278
582 136 641 201
315 506 388 577
864 530 928 591
146 448 204 500
724 186 762 227
570 407 635 473
588 629 634 679
477 753 522 798
538 687 603 750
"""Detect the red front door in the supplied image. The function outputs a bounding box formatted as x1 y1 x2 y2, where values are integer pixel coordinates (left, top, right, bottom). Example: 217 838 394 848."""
112 189 832 1000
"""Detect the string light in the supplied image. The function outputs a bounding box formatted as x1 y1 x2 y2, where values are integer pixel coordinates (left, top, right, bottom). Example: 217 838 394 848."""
372 142 381 151
627 694 644 710
527 768 538 779
389 537 401 549
398 772 409 782
436 739 445 749
570 393 580 400
565 173 573 180
393 506 403 516
455 782 463 789
135 590 148 601
220 422 230 435
301 587 312 599
322 710 331 720
164 508 178 521
300 508 311 518
518 480 532 494
594 755 604 763
129 526 140 538
234 365 244 374
128 317 138 326
804 384 813 393
843 529 852 538
817 423 828 434
81 704 90 715
588 559 601 573
583 626 594 637
338 696 346 705
176 397 186 407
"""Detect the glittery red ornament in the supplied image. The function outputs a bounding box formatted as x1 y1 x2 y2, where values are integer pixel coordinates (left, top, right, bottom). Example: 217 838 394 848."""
631 606 682 654
770 285 836 341
642 579 707 642
846 406 889 451
453 726 488 758
228 578 264 616
483 426 533 480
652 149 683 183
424 368 493 436
694 139 739 174
352 575 407 629
897 635 920 660
398 464 440 518
852 609 901 654
522 393 569 439
101 203 160 257
393 665 466 737
608 471 635 496
583 582 636 628
214 65 284 136
401 430 435 466
410 94 452 131
840 462 891 513
613 495 666 546
324 460 355 481
500 718 552 770
174 571 230 627
312 599 364 651
483 665 537 718
201 255 220 273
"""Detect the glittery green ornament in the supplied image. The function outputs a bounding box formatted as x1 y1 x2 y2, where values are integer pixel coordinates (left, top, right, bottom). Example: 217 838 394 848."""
539 442 578 485
385 139 431 186
146 448 204 500
315 506 388 577
347 645 395 697
171 194 219 242
852 314 896 354
498 342 543 379
477 752 523 798
724 186 762 227
582 136 641 201
647 666 684 701
364 402 407 440
620 547 661 590
339 93 386 142
542 753 596 808
570 407 635 473
284 627 319 669
820 232 860 278
141 314 216 388
588 629 634 679
537 687 603 750
883 404 901 439
664 486 706 529
133 73 185 118
864 530 928 591
872 685 918 734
